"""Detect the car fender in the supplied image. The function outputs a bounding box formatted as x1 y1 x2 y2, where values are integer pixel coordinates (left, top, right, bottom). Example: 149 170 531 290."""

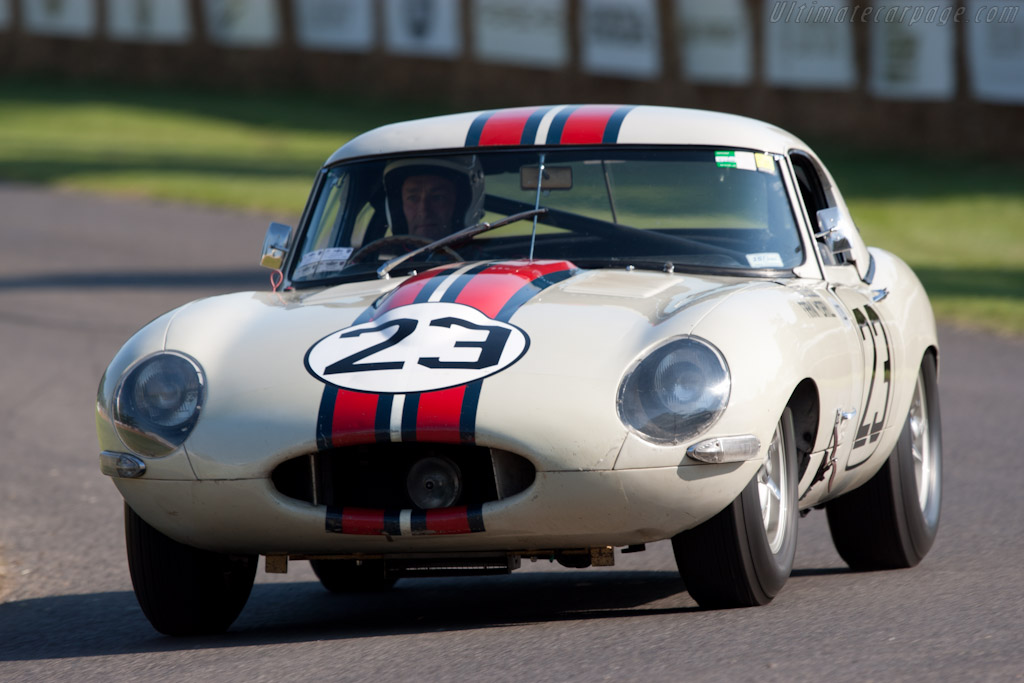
95 306 199 481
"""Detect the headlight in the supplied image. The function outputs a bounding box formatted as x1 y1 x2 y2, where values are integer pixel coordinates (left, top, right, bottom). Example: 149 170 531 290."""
112 352 205 456
617 337 730 444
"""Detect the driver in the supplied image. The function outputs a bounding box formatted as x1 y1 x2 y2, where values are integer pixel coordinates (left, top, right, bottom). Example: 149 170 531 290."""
383 156 485 242
401 174 457 240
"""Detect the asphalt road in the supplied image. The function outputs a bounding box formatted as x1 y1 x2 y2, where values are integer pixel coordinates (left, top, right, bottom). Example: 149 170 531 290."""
1 184 1021 682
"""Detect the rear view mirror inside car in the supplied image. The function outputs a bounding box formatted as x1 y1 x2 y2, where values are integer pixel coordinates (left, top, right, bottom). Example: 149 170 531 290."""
520 166 573 190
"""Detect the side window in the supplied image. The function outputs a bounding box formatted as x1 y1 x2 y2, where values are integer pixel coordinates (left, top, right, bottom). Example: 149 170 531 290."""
789 152 839 265
790 152 830 219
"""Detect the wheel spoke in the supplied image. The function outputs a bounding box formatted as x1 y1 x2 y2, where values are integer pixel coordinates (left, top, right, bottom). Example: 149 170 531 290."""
909 373 934 511
759 470 770 517
910 414 924 439
759 417 790 555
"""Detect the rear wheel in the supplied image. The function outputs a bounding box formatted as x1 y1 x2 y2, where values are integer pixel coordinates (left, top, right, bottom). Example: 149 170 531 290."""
672 408 799 608
309 559 397 593
125 504 257 636
826 354 942 570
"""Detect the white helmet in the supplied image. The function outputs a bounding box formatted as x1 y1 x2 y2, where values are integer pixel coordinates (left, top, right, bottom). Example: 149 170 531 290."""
383 155 485 235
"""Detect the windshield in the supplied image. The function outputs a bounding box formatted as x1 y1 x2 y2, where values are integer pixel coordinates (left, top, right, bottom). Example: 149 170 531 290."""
290 147 803 285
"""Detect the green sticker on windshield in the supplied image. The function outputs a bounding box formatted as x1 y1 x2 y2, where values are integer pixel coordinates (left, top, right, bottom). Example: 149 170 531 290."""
715 150 756 171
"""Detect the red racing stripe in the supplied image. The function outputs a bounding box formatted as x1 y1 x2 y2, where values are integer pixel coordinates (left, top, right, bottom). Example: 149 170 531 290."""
558 105 622 145
453 260 575 318
316 261 579 537
415 384 467 443
477 107 542 146
318 260 576 448
330 389 380 447
375 275 431 312
325 505 484 536
496 259 579 279
338 508 385 535
374 264 461 316
406 260 573 442
425 506 474 534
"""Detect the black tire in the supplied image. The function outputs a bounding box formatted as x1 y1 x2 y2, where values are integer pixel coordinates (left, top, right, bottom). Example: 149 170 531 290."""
672 408 799 608
125 504 257 636
826 354 942 570
309 559 397 593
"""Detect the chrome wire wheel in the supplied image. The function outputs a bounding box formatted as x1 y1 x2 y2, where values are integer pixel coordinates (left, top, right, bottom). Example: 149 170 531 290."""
672 407 798 608
909 372 936 512
759 421 790 555
826 354 942 571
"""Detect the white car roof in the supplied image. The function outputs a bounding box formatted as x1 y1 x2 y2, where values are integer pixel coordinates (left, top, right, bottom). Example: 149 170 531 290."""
325 105 810 165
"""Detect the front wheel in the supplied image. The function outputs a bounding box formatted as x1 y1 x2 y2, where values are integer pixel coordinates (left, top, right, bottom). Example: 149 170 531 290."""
125 504 257 636
826 354 942 570
672 408 799 608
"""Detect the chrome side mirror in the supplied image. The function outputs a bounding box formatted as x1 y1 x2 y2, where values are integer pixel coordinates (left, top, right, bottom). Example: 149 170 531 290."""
815 207 873 282
815 207 854 261
259 222 292 270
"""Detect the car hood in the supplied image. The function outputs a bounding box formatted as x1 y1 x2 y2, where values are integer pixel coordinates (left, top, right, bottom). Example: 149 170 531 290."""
163 261 757 477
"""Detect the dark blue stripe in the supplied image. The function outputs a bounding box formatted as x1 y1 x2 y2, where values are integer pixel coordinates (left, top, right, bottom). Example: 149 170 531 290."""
401 393 420 441
375 393 393 443
602 106 636 144
383 510 402 536
459 379 483 444
520 106 555 145
440 263 492 303
325 507 343 533
411 509 428 533
414 265 460 303
535 268 578 289
467 504 486 532
545 105 580 145
319 286 401 447
495 267 577 322
465 110 494 147
315 387 338 451
494 283 541 322
352 305 376 325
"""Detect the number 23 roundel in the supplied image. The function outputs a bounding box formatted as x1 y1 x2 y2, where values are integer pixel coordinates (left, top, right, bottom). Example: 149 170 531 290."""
305 302 530 394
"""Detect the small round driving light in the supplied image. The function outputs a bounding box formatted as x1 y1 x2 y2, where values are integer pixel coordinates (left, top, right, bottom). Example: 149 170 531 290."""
407 457 462 510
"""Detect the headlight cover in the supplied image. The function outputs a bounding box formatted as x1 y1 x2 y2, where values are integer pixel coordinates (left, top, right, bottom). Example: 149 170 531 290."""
112 352 205 456
618 337 730 444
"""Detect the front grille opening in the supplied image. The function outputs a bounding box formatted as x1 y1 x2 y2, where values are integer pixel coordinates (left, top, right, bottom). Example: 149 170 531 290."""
271 443 535 509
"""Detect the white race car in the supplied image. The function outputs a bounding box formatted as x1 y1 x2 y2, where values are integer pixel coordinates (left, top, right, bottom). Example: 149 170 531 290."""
97 105 942 635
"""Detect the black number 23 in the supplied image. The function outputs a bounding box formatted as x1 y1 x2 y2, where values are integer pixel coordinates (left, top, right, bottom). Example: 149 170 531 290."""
323 317 510 375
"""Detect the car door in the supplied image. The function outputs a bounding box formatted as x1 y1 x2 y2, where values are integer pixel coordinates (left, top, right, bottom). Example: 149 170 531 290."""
790 151 896 474
828 278 895 470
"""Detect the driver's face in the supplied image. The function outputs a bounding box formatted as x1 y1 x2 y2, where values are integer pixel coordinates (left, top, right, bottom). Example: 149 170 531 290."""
402 175 456 240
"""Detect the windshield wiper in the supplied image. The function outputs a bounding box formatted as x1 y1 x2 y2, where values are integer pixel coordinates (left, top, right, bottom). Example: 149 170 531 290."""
376 208 548 279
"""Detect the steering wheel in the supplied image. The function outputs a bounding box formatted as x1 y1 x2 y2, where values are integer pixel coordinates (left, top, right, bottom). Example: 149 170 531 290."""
349 235 464 265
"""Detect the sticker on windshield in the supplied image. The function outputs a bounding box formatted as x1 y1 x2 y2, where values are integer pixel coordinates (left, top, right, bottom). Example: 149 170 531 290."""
746 252 784 268
305 302 529 394
754 153 777 174
715 150 757 171
294 247 354 279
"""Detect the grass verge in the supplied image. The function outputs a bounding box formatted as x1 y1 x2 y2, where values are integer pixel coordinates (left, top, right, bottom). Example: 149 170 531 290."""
2 78 1021 335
